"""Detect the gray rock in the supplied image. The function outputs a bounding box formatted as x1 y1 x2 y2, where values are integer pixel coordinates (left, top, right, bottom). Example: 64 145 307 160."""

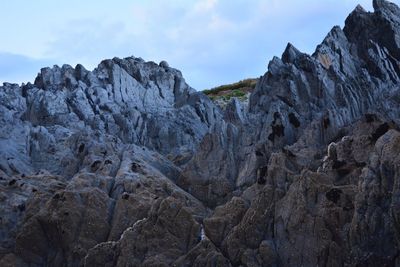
2 1 400 266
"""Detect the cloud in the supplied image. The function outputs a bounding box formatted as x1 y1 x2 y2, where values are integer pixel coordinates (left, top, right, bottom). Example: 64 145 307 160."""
0 53 53 84
1 0 380 89
46 20 131 68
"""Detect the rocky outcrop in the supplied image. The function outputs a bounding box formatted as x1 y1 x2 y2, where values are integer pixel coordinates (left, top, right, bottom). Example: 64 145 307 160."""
180 0 400 208
1 57 220 178
85 196 202 266
1 0 400 266
0 57 218 266
2 144 208 266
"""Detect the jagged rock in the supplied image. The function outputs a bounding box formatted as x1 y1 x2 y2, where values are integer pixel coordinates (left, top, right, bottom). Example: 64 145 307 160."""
85 197 202 267
1 1 400 266
203 197 249 246
223 98 247 125
0 171 67 260
1 56 221 180
172 239 232 267
10 145 207 266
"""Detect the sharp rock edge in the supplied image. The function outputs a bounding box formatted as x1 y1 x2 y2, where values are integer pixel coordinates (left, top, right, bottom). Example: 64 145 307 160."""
1 0 400 266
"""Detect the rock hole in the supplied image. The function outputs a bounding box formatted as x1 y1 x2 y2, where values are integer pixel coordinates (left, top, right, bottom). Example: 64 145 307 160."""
65 77 72 88
131 163 139 172
17 203 25 212
8 179 16 186
78 143 85 153
337 168 351 176
332 160 346 169
257 166 268 185
273 124 285 137
370 123 390 142
104 160 112 165
122 193 129 200
131 162 145 174
268 124 285 142
325 188 342 204
365 113 377 123
257 176 266 185
323 117 330 129
355 162 367 168
255 150 263 157
91 160 102 171
288 113 300 128
136 183 141 189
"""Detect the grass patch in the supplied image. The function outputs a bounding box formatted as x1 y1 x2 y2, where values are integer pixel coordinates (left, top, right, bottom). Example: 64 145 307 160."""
203 78 258 108
203 78 257 95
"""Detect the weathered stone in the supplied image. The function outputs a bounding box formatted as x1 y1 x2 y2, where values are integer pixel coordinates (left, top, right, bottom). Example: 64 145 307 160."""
1 1 400 266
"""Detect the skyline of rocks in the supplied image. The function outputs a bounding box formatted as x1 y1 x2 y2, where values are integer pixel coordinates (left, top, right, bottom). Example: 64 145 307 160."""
1 0 400 266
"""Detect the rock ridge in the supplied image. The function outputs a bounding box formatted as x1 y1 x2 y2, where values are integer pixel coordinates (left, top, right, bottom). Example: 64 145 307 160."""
1 1 400 266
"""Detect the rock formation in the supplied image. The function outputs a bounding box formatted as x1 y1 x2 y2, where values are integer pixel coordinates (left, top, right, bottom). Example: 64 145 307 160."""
1 0 400 266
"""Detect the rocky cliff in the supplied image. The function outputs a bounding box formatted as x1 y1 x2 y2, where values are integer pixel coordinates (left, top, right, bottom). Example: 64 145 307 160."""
1 0 400 266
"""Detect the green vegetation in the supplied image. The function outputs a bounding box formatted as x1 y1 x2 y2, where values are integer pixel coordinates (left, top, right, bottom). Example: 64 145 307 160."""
220 89 247 101
202 78 257 95
232 89 246 97
202 78 258 108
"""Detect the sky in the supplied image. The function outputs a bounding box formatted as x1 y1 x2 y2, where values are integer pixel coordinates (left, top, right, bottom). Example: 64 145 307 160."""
0 0 389 90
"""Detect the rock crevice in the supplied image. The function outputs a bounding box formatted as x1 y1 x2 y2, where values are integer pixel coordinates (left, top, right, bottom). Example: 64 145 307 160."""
1 1 400 266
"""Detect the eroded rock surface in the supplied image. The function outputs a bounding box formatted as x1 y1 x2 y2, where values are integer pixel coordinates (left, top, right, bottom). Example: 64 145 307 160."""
1 0 400 266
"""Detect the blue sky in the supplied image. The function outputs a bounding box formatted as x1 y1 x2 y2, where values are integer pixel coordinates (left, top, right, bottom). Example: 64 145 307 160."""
0 0 385 89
